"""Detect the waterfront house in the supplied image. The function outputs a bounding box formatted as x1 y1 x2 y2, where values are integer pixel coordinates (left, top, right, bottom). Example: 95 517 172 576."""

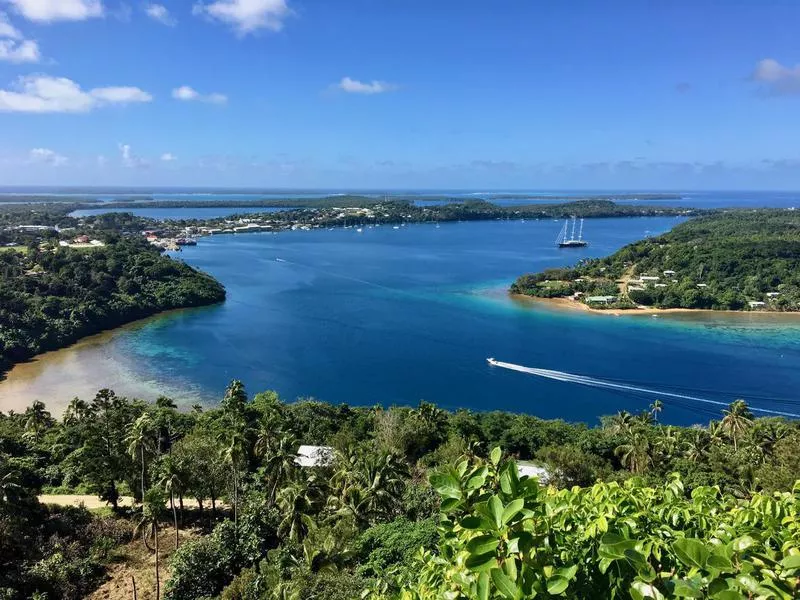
640 276 660 282
748 301 766 308
767 292 780 298
663 270 676 276
587 295 617 304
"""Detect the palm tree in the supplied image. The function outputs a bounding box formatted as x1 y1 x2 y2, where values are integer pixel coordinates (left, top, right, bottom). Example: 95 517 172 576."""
156 456 183 549
23 400 52 443
220 423 247 537
649 400 664 423
655 425 679 461
683 429 711 463
276 476 323 543
126 412 156 507
614 432 652 474
604 410 636 435
258 432 298 505
721 399 753 451
63 397 90 426
137 487 166 600
330 451 407 526
0 465 22 507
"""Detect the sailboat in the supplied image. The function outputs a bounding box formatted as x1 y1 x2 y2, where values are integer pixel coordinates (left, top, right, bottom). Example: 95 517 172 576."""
556 216 588 248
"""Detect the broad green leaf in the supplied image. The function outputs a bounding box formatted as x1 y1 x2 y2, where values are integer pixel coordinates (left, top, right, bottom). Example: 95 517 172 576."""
502 498 525 525
672 538 710 569
781 554 800 570
460 515 492 531
630 580 664 600
440 498 461 513
707 554 733 571
430 473 461 499
711 591 746 600
489 495 504 529
671 578 703 598
476 572 489 600
465 552 497 572
491 568 519 600
467 535 500 556
547 576 569 595
490 447 502 466
731 535 754 553
554 565 578 581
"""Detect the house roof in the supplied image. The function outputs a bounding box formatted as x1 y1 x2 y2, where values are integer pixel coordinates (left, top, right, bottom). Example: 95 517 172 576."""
294 445 334 468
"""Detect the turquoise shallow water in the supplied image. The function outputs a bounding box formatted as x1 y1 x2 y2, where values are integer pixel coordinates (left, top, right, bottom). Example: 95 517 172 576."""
3 217 800 424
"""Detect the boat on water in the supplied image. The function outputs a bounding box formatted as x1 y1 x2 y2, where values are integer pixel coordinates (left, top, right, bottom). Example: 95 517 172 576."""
487 357 498 366
556 216 588 248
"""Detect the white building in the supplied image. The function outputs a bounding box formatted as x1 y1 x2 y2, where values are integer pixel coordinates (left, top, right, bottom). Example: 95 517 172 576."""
294 445 334 468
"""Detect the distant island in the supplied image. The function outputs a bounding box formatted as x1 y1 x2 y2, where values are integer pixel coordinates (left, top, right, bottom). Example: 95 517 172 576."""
511 209 800 312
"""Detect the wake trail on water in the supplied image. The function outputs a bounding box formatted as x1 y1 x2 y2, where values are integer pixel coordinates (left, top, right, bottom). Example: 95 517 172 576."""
489 360 800 418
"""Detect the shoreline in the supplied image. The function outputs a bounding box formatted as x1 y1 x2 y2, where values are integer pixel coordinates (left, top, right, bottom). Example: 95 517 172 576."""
512 294 800 319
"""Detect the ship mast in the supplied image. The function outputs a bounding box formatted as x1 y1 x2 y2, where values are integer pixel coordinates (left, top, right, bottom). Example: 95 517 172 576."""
578 218 584 241
570 216 577 241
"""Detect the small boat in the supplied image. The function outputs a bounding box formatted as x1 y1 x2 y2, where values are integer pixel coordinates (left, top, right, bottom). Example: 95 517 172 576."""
393 226 400 230
356 228 363 233
487 357 498 366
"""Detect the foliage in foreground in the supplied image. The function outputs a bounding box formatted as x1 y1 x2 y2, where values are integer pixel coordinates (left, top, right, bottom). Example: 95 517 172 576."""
385 449 800 599
3 382 800 599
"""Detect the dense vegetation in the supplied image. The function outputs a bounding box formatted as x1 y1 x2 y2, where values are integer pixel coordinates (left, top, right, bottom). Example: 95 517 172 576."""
512 209 800 311
2 384 799 599
0 237 225 376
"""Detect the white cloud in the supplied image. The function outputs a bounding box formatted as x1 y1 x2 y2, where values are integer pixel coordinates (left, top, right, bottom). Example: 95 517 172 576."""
145 3 174 25
336 76 398 95
119 143 149 168
29 147 67 166
0 75 152 113
172 85 227 104
5 0 104 22
751 58 800 95
160 152 177 161
0 11 21 37
193 0 290 35
0 38 39 62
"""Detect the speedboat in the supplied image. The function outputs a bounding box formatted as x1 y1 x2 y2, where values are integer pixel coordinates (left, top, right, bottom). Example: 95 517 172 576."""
487 357 498 366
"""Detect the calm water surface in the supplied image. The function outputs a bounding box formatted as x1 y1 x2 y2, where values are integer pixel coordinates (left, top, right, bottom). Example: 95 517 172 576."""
3 217 800 425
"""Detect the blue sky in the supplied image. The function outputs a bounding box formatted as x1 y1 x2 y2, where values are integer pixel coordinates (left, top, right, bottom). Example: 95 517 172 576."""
1 0 799 189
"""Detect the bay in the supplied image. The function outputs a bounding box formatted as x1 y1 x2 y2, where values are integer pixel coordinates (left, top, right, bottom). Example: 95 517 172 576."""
3 216 800 425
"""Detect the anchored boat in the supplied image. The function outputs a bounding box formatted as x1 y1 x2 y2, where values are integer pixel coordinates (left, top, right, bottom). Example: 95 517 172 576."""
556 216 588 248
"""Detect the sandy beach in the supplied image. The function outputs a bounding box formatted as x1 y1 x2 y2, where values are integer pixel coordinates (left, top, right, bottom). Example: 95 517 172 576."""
513 294 800 319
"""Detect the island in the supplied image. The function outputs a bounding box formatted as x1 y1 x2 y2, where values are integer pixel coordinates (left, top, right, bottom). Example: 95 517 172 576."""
511 209 800 312
0 235 225 378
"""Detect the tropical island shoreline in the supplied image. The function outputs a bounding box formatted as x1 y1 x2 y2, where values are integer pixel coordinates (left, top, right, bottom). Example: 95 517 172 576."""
513 293 800 318
511 208 800 314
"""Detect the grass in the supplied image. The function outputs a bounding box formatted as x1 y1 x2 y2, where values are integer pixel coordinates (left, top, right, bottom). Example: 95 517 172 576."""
0 245 28 254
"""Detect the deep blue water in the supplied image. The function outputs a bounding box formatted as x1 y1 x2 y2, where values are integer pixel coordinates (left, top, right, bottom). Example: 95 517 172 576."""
4 216 800 425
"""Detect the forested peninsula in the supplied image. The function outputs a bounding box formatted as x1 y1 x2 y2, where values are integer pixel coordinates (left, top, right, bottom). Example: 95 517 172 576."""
0 237 225 378
2 385 799 599
512 209 800 311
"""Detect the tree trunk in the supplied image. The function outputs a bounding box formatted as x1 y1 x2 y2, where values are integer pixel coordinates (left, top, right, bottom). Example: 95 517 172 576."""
140 446 146 508
233 470 239 540
154 520 160 600
178 493 184 526
142 522 154 552
211 496 217 519
132 575 137 600
171 490 179 549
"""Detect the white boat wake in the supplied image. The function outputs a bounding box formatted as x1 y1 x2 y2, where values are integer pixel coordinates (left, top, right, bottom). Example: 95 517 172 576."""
486 359 800 418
